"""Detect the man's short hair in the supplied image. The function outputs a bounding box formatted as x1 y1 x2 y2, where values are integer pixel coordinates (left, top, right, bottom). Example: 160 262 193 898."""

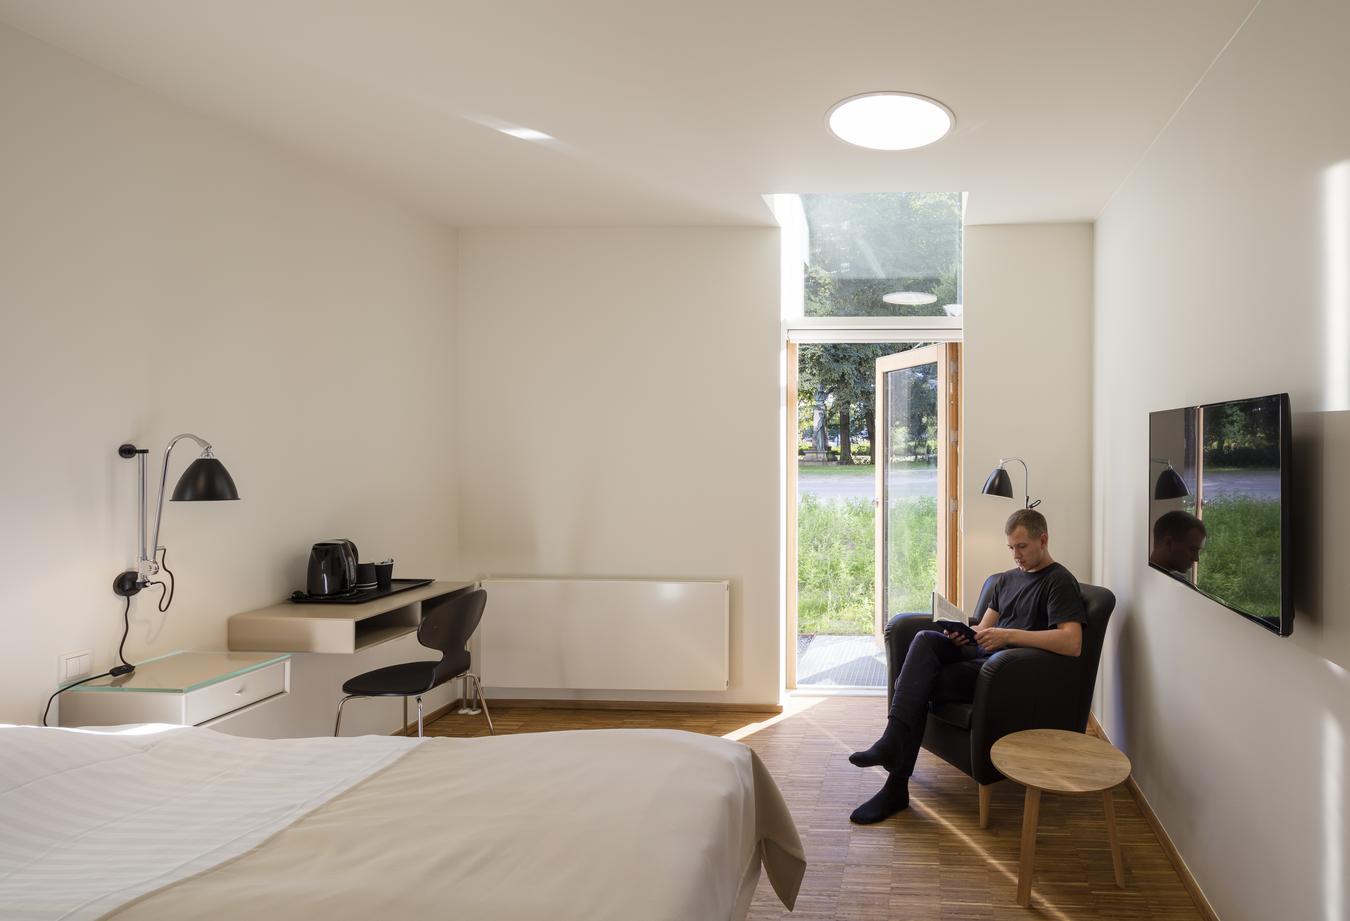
1005 508 1048 538
1153 510 1206 542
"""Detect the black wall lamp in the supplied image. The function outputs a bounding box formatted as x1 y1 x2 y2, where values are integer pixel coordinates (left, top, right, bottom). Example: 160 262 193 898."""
1150 458 1190 500
981 457 1040 509
113 433 239 598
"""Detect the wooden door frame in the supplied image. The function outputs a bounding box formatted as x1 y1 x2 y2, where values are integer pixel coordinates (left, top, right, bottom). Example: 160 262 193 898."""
785 339 962 689
874 344 963 642
785 341 799 690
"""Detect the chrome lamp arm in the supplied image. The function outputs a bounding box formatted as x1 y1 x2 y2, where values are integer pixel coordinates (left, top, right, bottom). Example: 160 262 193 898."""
1000 456 1040 509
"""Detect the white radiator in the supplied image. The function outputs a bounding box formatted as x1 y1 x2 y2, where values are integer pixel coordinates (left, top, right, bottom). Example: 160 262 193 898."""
478 578 730 691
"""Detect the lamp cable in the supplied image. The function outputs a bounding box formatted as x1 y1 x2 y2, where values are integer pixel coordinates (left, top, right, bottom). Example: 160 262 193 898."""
41 595 136 727
148 547 175 614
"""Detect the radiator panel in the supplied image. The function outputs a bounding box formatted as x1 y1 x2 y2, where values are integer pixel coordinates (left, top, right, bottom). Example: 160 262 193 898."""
478 578 730 691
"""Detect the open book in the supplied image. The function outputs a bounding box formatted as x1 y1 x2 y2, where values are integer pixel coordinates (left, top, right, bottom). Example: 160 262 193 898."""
931 591 978 643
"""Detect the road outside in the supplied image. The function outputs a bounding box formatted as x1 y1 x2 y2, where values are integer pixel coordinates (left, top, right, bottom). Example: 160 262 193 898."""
798 463 937 501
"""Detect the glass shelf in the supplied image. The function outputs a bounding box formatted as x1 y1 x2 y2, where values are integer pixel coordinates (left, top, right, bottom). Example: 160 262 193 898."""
66 651 290 694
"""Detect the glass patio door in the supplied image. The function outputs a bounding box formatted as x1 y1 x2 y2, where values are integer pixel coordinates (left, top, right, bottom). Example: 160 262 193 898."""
874 344 961 641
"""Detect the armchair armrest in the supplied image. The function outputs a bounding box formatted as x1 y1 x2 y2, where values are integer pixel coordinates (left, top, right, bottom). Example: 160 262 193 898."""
967 647 1086 782
883 613 934 709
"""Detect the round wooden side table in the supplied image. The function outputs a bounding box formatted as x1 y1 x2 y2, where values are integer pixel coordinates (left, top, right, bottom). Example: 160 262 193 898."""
990 728 1132 907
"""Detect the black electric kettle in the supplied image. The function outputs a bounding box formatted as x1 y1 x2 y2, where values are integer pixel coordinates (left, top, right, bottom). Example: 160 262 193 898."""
307 539 358 596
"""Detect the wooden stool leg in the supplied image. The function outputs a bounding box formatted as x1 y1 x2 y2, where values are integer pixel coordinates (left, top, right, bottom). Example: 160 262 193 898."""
1016 787 1042 907
978 783 993 829
1103 786 1125 887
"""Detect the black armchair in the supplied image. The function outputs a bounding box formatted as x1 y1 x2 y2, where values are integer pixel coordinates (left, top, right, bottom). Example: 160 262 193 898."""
883 575 1115 827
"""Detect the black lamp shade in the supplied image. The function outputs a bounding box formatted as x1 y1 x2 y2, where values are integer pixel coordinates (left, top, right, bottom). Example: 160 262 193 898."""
171 457 240 501
982 466 1013 499
1153 467 1189 500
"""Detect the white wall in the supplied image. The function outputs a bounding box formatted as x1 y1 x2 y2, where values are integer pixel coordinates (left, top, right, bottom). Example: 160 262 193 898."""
0 26 458 727
962 224 1094 604
1093 1 1350 918
456 228 782 705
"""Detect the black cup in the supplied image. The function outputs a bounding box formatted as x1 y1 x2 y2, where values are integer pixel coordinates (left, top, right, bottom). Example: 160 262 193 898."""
374 561 394 589
356 562 377 589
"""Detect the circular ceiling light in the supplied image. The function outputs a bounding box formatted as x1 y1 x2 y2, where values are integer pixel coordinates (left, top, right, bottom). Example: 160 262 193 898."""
883 291 939 306
827 92 954 150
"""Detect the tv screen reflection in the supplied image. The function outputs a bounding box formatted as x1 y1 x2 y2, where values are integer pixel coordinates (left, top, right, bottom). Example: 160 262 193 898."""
1147 393 1291 635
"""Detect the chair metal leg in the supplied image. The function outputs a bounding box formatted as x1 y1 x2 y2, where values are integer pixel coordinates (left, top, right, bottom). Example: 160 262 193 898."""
403 696 409 735
416 696 424 738
458 674 481 715
334 694 363 737
469 673 494 735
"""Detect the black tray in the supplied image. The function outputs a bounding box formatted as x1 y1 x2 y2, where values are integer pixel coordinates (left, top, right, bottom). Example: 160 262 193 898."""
290 578 435 605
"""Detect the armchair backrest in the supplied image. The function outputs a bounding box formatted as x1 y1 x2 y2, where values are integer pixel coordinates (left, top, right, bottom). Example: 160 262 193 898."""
970 573 1001 624
972 572 1115 730
1074 582 1115 729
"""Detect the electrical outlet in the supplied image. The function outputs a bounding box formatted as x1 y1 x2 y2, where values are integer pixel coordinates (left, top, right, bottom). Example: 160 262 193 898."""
60 650 92 682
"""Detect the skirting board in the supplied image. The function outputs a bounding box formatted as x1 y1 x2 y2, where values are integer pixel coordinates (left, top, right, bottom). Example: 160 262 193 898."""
484 698 782 714
1088 715 1221 921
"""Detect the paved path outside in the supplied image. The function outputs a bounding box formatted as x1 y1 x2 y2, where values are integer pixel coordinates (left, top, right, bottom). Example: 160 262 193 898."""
797 634 887 687
1200 469 1280 499
799 465 936 501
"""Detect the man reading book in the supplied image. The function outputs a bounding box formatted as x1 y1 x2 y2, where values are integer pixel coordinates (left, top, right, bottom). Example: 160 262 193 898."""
848 508 1087 824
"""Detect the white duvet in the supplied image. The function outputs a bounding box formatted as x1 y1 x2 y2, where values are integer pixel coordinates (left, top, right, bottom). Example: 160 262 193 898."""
0 725 419 921
0 724 803 921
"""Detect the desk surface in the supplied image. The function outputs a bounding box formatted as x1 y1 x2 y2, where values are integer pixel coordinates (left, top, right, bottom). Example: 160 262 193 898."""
228 580 475 654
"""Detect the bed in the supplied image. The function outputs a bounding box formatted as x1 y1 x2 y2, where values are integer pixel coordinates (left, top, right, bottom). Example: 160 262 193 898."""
0 724 804 921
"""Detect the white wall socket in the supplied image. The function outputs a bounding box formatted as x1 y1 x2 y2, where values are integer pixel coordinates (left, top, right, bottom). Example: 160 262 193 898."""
60 650 93 682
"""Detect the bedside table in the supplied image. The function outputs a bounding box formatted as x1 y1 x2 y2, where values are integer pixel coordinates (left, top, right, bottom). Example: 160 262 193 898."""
58 651 291 728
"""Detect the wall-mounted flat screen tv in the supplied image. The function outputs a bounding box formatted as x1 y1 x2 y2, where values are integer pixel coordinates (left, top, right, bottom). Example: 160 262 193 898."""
1147 393 1292 636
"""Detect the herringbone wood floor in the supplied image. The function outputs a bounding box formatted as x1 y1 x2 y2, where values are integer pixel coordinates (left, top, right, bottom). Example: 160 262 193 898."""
426 697 1205 920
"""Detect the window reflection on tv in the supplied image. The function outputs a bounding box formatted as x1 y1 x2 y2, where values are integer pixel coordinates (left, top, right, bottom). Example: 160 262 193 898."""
1147 393 1292 636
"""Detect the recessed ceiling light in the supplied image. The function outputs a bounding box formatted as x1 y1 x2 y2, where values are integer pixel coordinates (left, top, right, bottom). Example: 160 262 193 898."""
500 127 553 141
827 93 954 150
883 291 939 306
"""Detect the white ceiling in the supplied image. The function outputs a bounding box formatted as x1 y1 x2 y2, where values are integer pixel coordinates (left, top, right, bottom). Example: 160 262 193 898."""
0 0 1257 227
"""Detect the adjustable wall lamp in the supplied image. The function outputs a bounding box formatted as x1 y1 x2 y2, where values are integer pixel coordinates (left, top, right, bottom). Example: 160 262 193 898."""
1150 458 1190 500
981 457 1040 509
113 434 239 597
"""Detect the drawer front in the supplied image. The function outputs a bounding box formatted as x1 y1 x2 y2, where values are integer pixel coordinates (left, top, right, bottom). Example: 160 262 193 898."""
185 660 287 725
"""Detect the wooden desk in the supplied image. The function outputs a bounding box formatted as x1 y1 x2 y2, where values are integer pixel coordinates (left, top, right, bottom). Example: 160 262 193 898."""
227 580 475 654
991 728 1132 907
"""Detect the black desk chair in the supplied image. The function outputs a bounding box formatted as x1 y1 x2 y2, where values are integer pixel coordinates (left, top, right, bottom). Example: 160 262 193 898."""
334 587 494 738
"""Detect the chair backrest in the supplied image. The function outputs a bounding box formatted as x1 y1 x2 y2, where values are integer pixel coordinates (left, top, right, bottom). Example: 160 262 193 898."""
1073 582 1115 729
973 571 1115 730
971 573 1001 624
417 588 487 685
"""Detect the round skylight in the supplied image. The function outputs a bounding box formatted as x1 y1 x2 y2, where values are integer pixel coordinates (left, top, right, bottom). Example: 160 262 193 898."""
882 291 939 306
827 93 954 150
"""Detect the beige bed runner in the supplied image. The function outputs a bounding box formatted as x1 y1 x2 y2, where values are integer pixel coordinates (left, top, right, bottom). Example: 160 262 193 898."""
107 729 804 921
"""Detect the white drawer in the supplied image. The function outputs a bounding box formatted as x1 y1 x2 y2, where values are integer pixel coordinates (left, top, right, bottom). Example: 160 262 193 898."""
186 659 288 725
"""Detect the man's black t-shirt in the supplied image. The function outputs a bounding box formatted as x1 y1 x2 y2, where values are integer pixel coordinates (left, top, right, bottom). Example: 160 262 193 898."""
988 562 1086 631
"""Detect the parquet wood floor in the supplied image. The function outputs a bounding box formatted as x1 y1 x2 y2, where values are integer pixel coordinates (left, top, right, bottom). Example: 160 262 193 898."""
426 697 1205 920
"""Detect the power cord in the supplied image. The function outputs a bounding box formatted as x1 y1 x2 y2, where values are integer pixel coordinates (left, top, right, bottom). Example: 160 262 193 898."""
41 594 136 727
148 546 175 614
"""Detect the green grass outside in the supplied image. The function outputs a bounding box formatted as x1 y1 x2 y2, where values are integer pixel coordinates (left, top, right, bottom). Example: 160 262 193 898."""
797 494 937 635
1195 496 1281 621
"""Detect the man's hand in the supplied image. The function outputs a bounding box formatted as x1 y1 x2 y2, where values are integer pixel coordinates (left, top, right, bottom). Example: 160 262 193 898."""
943 629 972 647
973 626 1014 652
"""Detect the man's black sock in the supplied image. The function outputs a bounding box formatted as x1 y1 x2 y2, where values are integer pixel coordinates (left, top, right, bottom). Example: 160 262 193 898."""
849 716 906 769
849 773 910 824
